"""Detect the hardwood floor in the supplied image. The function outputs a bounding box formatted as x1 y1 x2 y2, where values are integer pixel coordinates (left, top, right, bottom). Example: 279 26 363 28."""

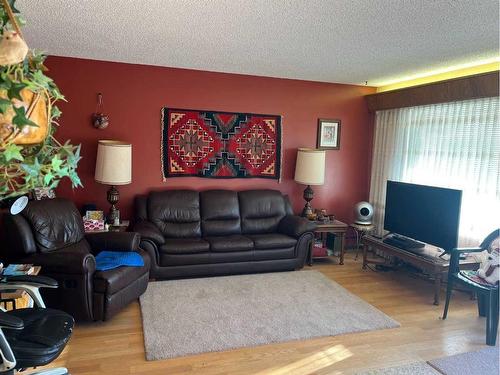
42 253 493 375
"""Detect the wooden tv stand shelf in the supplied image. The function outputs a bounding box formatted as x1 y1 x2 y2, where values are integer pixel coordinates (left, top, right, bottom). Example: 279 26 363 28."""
362 235 480 305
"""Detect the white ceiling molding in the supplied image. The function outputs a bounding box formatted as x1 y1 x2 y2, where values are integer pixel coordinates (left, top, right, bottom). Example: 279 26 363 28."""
19 0 500 86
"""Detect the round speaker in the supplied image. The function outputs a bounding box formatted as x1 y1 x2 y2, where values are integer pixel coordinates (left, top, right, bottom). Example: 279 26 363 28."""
354 201 374 225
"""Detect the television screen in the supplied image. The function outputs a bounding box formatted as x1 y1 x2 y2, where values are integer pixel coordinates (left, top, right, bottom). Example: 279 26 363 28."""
384 181 462 251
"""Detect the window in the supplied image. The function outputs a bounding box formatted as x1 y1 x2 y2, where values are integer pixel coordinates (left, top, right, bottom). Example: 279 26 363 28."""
369 97 500 246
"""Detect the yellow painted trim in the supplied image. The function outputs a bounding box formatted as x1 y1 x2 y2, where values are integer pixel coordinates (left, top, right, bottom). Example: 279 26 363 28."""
377 61 500 92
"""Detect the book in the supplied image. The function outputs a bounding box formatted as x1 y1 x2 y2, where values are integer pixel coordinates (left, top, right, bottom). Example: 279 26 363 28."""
3 264 34 276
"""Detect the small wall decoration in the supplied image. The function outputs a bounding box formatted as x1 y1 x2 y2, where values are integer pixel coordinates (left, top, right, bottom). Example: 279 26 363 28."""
162 108 282 180
317 118 341 150
91 93 109 129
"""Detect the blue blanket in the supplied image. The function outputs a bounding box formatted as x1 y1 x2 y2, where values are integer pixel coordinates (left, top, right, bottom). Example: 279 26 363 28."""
95 251 144 271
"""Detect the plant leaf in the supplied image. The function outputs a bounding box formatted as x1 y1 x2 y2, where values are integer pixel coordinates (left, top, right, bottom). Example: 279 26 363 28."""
0 98 11 114
4 143 23 161
51 154 62 171
7 82 26 100
43 171 54 185
12 105 38 128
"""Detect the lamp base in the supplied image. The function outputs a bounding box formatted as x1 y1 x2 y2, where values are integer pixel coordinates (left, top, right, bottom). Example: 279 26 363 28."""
301 185 314 218
106 185 120 224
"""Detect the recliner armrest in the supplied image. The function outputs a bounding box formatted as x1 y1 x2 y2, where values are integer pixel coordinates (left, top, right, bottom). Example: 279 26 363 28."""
85 232 141 253
0 311 23 330
278 215 317 238
133 221 165 245
20 242 96 275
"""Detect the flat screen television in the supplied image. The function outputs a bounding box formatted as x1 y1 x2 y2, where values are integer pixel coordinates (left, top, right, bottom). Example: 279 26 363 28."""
384 181 462 251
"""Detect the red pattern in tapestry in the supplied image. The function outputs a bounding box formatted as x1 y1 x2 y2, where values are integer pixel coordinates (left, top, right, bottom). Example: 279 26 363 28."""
162 108 281 179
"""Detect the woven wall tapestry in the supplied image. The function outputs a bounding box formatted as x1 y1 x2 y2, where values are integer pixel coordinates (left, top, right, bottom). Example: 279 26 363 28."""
161 108 282 180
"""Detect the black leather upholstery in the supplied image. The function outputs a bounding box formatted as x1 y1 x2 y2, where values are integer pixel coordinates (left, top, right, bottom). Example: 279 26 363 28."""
2 198 150 322
93 249 151 294
5 307 74 368
160 238 210 254
134 189 315 279
133 221 165 245
148 190 202 238
247 234 297 249
22 199 85 252
239 190 287 234
207 235 254 252
278 215 317 238
201 190 241 236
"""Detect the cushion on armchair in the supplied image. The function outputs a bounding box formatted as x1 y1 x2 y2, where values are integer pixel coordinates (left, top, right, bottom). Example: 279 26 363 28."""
94 251 144 271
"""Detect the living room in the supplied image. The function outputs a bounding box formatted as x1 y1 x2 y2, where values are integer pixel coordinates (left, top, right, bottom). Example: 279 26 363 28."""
0 1 498 374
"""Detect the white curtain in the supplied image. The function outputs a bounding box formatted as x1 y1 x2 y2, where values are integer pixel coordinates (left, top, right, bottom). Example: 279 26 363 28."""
369 96 500 247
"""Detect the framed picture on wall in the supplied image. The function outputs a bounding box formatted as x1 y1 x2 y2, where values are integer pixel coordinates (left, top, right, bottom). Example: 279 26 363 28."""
317 118 341 150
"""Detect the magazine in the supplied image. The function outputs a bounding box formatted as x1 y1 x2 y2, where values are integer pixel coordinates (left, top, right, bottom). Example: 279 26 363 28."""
2 264 34 276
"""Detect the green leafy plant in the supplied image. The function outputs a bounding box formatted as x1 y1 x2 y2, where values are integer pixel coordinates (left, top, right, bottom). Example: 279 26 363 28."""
0 0 81 200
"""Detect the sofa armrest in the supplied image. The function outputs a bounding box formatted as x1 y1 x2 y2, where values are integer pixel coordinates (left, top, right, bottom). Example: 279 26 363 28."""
20 242 96 275
85 232 140 253
133 221 165 246
278 215 317 238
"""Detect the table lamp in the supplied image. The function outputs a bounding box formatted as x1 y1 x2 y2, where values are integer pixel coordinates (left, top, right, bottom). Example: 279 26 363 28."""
94 140 132 224
294 148 326 217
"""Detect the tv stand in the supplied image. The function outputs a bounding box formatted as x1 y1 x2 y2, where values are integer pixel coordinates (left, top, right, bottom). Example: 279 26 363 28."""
383 234 425 251
362 235 479 305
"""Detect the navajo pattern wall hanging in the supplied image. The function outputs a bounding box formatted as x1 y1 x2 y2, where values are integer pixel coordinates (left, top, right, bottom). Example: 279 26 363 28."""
161 108 282 180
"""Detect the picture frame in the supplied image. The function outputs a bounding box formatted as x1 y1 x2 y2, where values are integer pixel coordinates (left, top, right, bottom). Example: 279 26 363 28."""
32 187 56 200
317 118 341 150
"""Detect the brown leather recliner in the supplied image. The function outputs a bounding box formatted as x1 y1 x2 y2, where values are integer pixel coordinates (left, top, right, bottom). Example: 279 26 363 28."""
3 198 150 321
134 189 316 279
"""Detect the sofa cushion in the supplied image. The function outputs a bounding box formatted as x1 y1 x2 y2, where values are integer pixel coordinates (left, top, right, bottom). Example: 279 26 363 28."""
239 190 287 234
160 252 210 266
160 238 210 254
201 190 241 236
247 234 297 250
253 247 295 261
148 190 201 238
93 250 150 294
207 235 254 252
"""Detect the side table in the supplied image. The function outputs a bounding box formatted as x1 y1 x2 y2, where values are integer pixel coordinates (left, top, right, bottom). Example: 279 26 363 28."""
85 220 130 234
308 220 348 266
350 223 376 260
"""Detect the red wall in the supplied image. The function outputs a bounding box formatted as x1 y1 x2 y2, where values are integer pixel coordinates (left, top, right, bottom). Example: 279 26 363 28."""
48 56 375 222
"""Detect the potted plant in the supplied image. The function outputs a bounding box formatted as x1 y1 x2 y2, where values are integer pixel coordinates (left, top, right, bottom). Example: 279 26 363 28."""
0 0 81 201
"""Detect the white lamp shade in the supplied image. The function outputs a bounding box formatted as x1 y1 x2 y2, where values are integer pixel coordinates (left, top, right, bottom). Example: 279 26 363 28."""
95 140 132 185
294 148 326 185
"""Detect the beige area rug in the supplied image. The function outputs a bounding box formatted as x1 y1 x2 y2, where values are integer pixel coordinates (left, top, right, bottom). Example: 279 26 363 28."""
356 362 440 375
428 346 499 375
357 347 499 375
139 270 399 360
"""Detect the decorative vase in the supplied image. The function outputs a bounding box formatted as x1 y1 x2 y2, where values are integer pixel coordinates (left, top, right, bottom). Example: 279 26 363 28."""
0 88 49 144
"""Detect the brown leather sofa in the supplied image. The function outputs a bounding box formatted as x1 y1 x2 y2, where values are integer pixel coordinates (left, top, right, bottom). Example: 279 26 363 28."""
3 198 150 321
134 189 315 279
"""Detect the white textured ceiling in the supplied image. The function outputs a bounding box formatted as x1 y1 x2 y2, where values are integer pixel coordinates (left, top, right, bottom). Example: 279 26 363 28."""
19 0 500 86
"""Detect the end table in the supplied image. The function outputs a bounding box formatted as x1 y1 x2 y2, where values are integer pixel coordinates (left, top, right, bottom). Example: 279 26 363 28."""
308 220 348 265
350 223 376 260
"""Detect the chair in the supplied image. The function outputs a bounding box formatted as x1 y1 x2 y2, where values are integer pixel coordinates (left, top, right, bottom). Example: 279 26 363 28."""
0 274 73 375
3 198 150 321
442 229 500 346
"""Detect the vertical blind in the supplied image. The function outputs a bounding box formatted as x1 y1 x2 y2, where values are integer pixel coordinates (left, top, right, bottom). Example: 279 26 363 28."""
369 96 500 246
